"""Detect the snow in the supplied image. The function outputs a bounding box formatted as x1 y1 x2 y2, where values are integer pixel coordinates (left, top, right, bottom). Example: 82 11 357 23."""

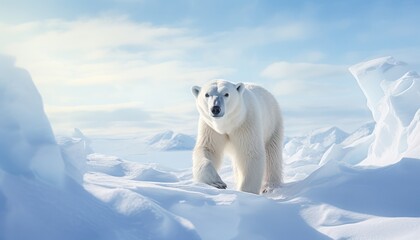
284 126 350 181
0 57 199 240
1 56 419 240
0 55 65 186
349 56 420 166
295 157 420 239
146 130 196 151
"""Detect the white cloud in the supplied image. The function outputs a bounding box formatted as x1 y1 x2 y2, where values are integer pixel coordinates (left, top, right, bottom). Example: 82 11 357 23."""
199 21 314 64
260 61 349 99
0 16 314 89
261 61 346 81
0 16 219 85
45 102 149 129
68 60 233 86
297 50 327 62
259 60 371 135
12 16 193 51
225 21 312 46
0 16 367 136
271 80 307 96
269 22 310 41
0 15 235 135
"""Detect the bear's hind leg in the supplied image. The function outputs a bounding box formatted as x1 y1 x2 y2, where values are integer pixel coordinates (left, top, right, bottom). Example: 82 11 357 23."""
262 129 283 193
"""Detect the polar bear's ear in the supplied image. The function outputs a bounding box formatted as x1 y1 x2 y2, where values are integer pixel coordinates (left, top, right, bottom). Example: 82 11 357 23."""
235 83 245 95
192 86 201 98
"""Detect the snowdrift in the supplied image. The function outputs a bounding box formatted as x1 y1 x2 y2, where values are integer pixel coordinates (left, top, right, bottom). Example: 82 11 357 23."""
0 55 64 185
0 55 419 240
349 56 420 166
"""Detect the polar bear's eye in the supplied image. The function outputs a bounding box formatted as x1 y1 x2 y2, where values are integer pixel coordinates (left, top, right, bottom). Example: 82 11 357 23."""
205 93 210 98
224 93 229 97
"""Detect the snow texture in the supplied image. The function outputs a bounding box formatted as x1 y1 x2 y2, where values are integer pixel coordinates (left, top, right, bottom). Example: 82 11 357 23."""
1 56 419 240
146 130 196 151
0 55 65 186
349 56 420 166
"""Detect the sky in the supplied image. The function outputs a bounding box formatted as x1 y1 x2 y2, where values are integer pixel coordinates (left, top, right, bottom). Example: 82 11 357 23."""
1 0 419 137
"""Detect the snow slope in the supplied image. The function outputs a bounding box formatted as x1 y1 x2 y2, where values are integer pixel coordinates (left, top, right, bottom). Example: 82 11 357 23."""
1 56 419 240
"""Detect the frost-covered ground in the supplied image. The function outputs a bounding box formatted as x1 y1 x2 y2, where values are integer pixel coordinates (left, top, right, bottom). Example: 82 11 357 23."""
1 56 419 240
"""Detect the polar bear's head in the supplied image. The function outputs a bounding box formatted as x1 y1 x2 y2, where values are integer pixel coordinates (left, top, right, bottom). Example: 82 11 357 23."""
192 80 245 122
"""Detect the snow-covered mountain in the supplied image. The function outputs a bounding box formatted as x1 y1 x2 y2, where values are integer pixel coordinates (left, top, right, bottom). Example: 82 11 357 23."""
146 130 196 151
1 56 419 240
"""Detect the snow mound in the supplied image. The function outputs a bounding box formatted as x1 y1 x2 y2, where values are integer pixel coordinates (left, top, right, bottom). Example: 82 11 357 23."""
147 130 196 151
294 157 420 218
284 127 349 162
309 127 349 146
0 55 64 185
349 56 420 166
294 158 420 239
56 128 93 183
317 122 375 167
284 126 350 181
341 122 375 145
86 153 178 182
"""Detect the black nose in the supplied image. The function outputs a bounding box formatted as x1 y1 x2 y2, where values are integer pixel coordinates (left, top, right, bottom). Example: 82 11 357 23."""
211 106 221 115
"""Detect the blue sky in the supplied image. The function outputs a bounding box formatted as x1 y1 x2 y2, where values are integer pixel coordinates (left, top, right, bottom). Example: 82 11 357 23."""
1 0 419 136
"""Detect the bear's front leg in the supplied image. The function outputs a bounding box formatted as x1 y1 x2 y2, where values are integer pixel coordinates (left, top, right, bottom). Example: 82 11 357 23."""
193 157 227 189
192 121 227 189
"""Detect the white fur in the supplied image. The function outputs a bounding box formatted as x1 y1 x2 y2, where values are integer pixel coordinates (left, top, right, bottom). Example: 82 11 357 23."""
191 80 283 194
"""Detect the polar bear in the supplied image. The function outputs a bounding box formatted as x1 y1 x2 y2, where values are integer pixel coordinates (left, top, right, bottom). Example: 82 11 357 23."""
191 80 283 194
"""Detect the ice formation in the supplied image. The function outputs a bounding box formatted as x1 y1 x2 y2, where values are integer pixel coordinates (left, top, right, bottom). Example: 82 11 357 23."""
0 55 65 185
349 56 420 166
